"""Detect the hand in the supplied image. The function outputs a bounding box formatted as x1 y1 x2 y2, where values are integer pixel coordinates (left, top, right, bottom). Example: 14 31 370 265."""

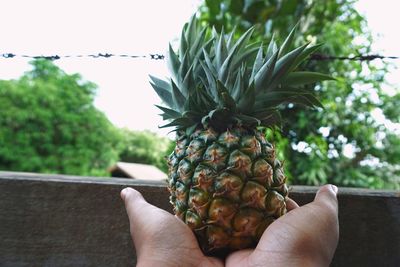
225 184 339 267
120 188 223 267
121 184 339 267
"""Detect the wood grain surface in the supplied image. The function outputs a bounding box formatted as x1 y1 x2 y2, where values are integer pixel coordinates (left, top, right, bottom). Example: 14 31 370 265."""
0 171 399 267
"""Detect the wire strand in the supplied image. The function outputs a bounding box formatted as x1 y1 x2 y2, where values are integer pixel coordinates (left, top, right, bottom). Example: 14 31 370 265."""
310 53 399 61
0 52 398 61
0 53 165 60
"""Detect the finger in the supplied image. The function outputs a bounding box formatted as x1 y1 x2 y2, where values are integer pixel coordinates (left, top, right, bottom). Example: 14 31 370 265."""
120 188 161 250
120 188 173 249
121 187 164 225
121 187 148 216
121 187 143 202
314 184 338 213
286 197 299 211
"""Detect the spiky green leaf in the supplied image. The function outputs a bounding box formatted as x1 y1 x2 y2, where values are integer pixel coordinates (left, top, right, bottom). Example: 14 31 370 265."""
215 28 227 69
252 107 277 119
288 94 323 108
250 44 264 82
171 80 187 111
217 80 236 110
181 64 195 97
203 49 218 77
149 75 171 92
155 105 182 120
238 82 256 113
255 89 322 109
254 49 279 93
282 72 335 86
179 28 188 59
278 23 298 58
200 61 217 99
231 66 244 101
150 82 173 107
186 15 198 47
159 117 194 129
178 51 189 85
167 44 180 82
197 85 217 110
230 44 260 73
266 34 277 60
260 111 282 128
235 114 261 127
226 26 236 49
218 27 254 83
190 27 207 58
291 43 324 70
268 43 309 89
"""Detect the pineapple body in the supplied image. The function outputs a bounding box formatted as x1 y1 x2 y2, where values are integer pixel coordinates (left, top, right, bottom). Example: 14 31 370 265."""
167 126 288 253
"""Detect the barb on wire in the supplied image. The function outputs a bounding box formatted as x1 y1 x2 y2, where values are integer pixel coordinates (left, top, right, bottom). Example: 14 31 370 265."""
0 52 397 61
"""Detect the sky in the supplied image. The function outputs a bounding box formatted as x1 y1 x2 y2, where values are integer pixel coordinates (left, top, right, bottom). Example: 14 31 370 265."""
0 0 398 138
354 0 400 93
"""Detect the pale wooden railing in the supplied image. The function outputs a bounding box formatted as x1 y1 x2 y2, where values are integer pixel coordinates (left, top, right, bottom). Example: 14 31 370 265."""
0 171 399 266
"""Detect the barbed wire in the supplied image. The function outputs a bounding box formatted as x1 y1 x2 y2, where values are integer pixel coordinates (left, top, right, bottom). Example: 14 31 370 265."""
0 53 165 61
310 53 399 61
0 52 398 61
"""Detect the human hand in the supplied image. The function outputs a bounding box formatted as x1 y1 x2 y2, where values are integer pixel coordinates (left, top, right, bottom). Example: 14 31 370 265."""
120 188 223 267
121 184 339 267
225 184 339 267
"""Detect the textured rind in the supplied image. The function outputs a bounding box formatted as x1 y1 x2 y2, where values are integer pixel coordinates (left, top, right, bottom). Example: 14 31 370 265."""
167 127 288 254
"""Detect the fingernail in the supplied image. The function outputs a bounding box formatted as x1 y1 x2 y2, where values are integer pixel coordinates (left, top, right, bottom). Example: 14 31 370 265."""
121 188 129 200
330 184 338 195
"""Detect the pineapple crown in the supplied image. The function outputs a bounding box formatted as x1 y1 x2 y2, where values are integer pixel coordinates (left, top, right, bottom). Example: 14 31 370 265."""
150 16 333 134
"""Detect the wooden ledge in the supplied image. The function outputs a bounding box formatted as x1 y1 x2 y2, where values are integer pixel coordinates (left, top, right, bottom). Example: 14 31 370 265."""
0 171 399 266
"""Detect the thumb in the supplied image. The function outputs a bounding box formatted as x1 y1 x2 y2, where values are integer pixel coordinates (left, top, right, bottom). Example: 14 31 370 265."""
121 187 159 253
121 187 152 234
121 187 145 206
314 184 338 213
120 187 171 235
121 187 165 228
121 187 148 220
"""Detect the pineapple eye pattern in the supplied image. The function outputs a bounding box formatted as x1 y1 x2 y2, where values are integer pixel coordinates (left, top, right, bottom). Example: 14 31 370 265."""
167 128 289 254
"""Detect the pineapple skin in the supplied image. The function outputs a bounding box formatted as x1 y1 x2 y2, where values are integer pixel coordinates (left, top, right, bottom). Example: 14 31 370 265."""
167 126 288 254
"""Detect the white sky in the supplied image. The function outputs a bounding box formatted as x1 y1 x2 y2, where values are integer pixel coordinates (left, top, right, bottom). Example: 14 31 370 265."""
0 0 398 137
354 0 400 92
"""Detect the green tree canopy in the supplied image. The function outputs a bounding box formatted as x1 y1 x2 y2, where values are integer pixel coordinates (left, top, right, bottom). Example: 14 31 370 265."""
199 0 400 189
0 59 121 176
118 129 174 173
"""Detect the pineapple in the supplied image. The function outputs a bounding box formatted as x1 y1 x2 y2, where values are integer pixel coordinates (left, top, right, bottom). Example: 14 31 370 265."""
149 16 332 255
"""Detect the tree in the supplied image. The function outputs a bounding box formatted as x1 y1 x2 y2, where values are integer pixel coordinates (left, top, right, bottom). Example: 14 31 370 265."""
199 0 400 189
0 59 121 176
118 129 174 173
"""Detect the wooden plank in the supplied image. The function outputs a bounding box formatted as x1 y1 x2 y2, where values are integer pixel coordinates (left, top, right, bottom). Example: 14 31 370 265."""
0 171 399 267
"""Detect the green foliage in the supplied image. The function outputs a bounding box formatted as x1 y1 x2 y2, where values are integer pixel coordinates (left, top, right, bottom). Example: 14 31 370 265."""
199 0 400 189
118 129 174 173
0 59 121 176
